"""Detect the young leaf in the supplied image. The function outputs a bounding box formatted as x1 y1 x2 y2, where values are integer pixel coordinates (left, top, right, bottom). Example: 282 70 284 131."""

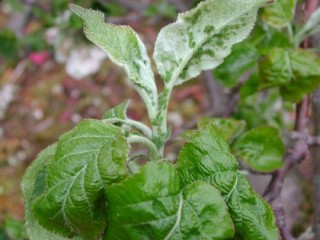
245 22 291 55
233 126 285 172
153 0 268 86
105 162 235 240
240 70 261 99
295 7 320 46
262 0 296 28
259 48 320 102
21 145 81 240
198 117 246 142
177 125 239 188
103 100 129 120
214 43 259 87
103 101 153 138
177 126 279 240
33 120 129 239
236 89 283 129
259 48 292 89
69 4 158 120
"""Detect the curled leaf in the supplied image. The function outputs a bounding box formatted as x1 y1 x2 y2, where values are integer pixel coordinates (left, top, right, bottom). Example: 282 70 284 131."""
105 162 235 240
33 120 129 239
177 126 279 240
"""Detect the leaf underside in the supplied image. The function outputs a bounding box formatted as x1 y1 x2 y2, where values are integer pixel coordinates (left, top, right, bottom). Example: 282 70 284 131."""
154 0 267 86
69 4 158 114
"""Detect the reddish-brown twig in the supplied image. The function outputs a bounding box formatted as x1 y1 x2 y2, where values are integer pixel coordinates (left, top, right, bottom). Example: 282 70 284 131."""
263 0 319 239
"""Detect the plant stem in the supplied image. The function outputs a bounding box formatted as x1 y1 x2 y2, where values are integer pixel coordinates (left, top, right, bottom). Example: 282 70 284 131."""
287 24 294 46
104 118 153 138
274 202 294 240
264 98 310 202
264 0 319 239
152 83 175 157
264 98 310 239
303 0 320 237
127 135 160 161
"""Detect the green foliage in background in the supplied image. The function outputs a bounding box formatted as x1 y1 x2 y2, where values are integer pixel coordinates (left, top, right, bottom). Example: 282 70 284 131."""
214 0 320 128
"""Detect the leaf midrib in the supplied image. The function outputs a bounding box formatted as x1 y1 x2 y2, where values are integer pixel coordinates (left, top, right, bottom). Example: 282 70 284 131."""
50 166 87 233
164 192 183 240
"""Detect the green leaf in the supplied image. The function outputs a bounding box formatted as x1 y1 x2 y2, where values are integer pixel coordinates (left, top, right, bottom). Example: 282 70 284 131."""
262 0 296 28
4 218 27 240
103 101 153 138
245 23 291 55
233 126 285 172
214 43 259 87
259 48 292 89
227 174 279 240
22 145 82 240
179 130 201 142
177 126 279 240
259 48 320 102
105 162 235 240
295 7 320 45
69 4 158 119
198 117 246 143
153 0 268 86
0 29 18 60
33 120 129 239
0 228 9 240
280 78 320 103
239 70 261 99
177 126 238 188
235 89 283 129
103 101 129 120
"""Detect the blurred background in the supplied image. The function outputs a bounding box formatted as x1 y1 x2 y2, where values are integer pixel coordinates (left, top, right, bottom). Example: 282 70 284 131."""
0 0 316 239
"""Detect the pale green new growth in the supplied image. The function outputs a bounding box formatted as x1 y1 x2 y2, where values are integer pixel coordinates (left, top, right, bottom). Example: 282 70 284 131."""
69 4 158 121
154 0 267 87
103 100 129 120
103 101 153 138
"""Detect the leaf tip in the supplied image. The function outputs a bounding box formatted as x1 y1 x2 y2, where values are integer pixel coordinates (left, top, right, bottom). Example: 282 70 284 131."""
69 3 84 17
